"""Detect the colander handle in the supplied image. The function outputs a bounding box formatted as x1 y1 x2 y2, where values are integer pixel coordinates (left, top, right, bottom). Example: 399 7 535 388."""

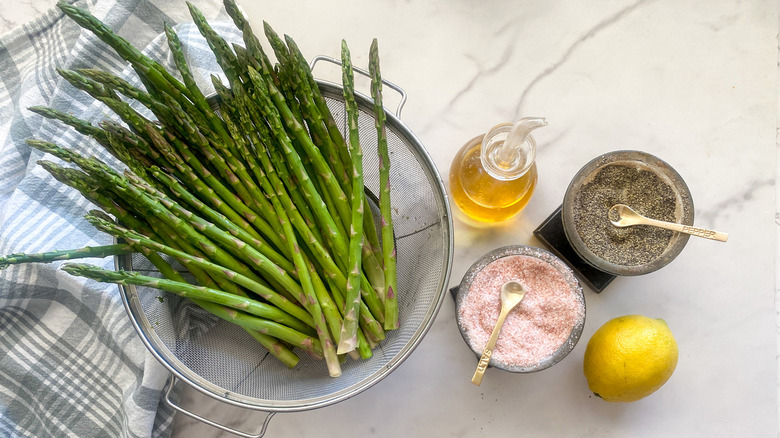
164 376 275 438
310 55 408 118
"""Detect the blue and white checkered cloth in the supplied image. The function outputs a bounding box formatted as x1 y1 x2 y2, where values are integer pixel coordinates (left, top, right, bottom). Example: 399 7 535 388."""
0 1 242 436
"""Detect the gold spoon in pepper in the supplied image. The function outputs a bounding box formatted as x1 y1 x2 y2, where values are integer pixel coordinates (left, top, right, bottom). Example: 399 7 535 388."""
609 204 728 242
471 280 526 386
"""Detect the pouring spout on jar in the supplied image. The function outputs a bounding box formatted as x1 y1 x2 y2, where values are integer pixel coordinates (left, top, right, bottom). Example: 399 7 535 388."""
482 117 547 181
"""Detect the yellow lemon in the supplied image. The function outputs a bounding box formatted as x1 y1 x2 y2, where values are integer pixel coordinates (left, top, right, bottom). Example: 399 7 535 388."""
583 315 678 402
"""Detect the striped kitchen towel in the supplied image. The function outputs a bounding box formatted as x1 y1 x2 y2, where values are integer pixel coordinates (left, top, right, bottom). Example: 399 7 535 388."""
0 1 240 436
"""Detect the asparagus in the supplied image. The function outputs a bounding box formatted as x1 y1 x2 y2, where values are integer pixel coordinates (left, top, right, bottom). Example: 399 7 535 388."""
284 35 353 183
223 86 357 353
246 66 345 258
231 30 382 325
154 94 258 210
336 41 365 354
40 160 124 220
142 124 285 254
85 213 315 329
100 121 160 164
164 22 235 147
56 69 158 147
98 213 302 367
186 2 242 87
127 170 294 276
57 3 204 114
245 66 384 327
223 0 271 68
149 165 264 243
263 133 386 343
28 106 109 149
0 244 133 269
239 73 385 340
106 192 302 368
61 263 323 357
256 29 353 240
274 32 380 264
203 303 304 366
220 86 382 348
78 69 155 107
156 246 301 369
219 90 342 377
370 39 399 330
276 38 348 194
37 160 301 367
31 139 265 294
282 36 386 283
18 2 406 373
118 176 296 296
64 68 261 231
278 35 385 290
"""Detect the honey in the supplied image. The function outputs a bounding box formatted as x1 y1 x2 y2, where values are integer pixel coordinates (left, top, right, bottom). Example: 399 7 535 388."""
449 118 546 224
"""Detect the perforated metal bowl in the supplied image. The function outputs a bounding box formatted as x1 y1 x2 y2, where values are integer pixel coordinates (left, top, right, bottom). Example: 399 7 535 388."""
116 60 453 436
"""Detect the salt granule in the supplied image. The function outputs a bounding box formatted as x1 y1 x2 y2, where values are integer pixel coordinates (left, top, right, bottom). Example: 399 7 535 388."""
459 255 584 367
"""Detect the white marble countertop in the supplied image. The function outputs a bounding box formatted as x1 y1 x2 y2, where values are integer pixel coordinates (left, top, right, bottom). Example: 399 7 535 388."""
3 0 777 436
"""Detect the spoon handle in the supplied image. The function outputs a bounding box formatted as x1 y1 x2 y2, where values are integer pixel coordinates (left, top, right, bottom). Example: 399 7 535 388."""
471 307 510 386
643 217 729 242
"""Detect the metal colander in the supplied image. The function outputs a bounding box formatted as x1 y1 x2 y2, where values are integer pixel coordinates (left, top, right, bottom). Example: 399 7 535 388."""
115 58 453 436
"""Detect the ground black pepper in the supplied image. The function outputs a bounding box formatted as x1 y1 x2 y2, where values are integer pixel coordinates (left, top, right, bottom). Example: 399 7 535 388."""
572 163 678 266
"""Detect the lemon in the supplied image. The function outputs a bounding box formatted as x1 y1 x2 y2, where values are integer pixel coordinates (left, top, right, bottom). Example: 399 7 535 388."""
583 315 678 402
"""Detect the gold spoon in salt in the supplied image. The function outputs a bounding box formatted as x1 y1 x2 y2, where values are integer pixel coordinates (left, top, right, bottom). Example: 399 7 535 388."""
471 280 526 386
609 204 728 242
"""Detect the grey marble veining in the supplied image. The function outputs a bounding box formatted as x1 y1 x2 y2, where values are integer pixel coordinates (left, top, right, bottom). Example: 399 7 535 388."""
514 0 655 116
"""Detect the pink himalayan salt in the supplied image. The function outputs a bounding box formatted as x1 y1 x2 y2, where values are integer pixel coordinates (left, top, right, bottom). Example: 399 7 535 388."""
459 255 584 367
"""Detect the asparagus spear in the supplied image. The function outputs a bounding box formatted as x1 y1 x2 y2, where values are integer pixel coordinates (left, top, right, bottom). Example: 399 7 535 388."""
20 3 407 373
142 124 285 254
217 90 342 376
101 196 301 368
370 39 399 330
279 33 385 298
255 28 353 239
242 68 386 330
28 106 109 148
0 244 133 269
230 29 382 319
61 68 265 232
42 157 300 367
253 110 386 343
336 40 365 354
58 3 203 114
239 45 384 332
222 86 357 353
145 232 301 369
61 263 322 357
127 170 294 276
30 139 265 292
284 35 353 183
163 22 235 147
186 2 241 87
223 0 269 65
202 303 304 366
85 213 316 332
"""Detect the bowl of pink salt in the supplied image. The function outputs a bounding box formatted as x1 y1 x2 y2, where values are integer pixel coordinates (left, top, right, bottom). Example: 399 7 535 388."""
454 245 585 373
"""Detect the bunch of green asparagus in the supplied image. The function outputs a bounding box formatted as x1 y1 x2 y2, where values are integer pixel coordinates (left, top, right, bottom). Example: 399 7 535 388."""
0 0 400 378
